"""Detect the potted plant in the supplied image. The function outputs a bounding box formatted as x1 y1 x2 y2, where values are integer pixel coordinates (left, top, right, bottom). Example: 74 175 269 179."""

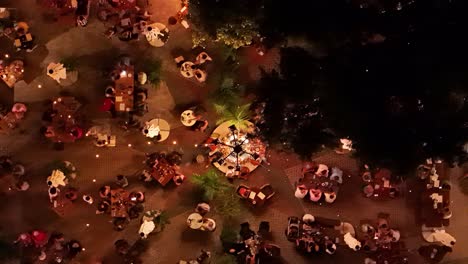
190 169 228 201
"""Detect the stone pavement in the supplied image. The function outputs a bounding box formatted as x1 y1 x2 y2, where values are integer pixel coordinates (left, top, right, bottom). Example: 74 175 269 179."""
1 0 467 263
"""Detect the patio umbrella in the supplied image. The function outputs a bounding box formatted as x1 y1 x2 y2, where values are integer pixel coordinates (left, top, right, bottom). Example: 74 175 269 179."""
47 170 67 187
139 220 155 238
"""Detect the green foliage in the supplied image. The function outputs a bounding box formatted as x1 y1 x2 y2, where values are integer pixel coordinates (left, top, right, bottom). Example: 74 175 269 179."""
210 77 242 108
214 103 252 130
190 169 228 201
216 18 259 49
192 30 210 49
142 59 162 87
154 211 170 231
60 57 78 71
46 160 72 176
213 188 242 219
220 225 238 244
215 254 237 264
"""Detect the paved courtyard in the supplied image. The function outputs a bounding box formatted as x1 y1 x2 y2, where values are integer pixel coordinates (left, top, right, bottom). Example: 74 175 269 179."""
0 0 467 263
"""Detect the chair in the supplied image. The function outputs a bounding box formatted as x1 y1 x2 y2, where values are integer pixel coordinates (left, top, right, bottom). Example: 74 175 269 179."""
330 167 343 184
294 186 307 199
260 184 275 200
236 184 250 199
258 221 270 238
240 222 254 240
324 192 337 203
316 164 329 177
309 189 322 202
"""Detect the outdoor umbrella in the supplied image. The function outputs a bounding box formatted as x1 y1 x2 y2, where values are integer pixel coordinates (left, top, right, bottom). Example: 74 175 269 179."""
47 170 67 187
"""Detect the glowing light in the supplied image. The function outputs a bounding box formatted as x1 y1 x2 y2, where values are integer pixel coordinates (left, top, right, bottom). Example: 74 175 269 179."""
172 141 177 145
67 115 71 118
4 54 10 58
95 154 100 158
37 84 42 88
92 179 96 182
82 248 86 251
128 144 132 147
194 144 198 147
86 224 90 227
147 141 151 145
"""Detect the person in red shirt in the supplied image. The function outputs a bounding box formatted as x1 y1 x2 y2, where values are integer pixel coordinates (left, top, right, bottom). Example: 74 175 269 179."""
31 230 48 248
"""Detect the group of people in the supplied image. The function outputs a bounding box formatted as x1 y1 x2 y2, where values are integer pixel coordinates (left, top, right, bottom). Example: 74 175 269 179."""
0 156 29 193
291 215 338 255
99 0 153 42
141 151 186 186
14 230 83 263
224 222 281 264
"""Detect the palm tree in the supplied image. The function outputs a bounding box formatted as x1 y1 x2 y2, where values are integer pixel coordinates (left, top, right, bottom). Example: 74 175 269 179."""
190 169 228 201
214 188 242 219
211 77 241 107
214 103 252 130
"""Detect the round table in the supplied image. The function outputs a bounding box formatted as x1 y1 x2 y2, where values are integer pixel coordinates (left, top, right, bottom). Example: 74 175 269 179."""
145 23 169 47
187 213 203 229
210 121 265 174
180 110 197 126
180 62 195 78
143 119 170 142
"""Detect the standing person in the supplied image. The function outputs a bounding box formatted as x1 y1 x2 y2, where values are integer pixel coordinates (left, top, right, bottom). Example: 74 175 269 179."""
67 240 83 258
48 187 60 207
116 175 129 188
195 203 210 216
31 230 48 248
14 233 33 247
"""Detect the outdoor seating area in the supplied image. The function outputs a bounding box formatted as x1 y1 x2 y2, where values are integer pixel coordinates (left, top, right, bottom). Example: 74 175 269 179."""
0 59 24 87
236 184 275 206
205 122 266 179
187 203 216 232
224 222 281 264
358 213 407 263
41 96 83 148
13 230 83 263
177 51 212 82
1 21 37 51
0 156 29 193
0 102 27 134
294 162 344 204
141 151 185 187
417 160 456 248
285 214 340 255
362 166 401 199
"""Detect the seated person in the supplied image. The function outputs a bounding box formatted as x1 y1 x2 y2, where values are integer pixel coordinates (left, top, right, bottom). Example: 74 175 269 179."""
173 174 186 186
196 202 211 216
237 187 250 198
65 188 78 201
99 185 111 198
191 120 208 132
41 126 56 138
96 200 110 214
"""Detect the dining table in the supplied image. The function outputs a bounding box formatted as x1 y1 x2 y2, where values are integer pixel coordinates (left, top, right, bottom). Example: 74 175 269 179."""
246 187 266 206
114 66 135 112
110 189 130 218
180 61 195 78
300 172 339 193
145 23 169 47
143 118 170 141
180 110 197 126
420 188 450 228
187 213 203 229
150 158 176 186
